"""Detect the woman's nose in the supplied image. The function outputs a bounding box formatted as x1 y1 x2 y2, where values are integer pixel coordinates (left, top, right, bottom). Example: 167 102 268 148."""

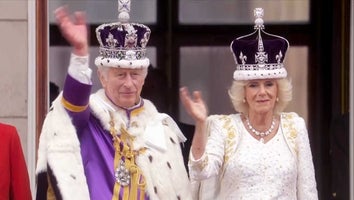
258 85 266 95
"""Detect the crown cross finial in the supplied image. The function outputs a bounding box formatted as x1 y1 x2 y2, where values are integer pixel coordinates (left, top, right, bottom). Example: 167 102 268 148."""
118 0 130 13
254 8 264 18
118 0 131 22
254 8 264 30
254 8 268 67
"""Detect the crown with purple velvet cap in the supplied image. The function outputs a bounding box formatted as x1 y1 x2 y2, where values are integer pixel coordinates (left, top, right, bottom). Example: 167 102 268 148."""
230 8 289 81
94 0 151 69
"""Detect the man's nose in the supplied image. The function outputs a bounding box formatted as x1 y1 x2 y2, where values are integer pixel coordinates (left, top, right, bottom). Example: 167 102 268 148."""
123 74 134 86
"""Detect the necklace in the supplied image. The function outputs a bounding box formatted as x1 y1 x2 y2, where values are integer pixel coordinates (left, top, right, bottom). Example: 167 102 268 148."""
246 117 276 142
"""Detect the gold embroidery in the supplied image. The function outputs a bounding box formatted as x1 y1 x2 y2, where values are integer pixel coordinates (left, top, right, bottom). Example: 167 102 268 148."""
197 115 237 172
219 115 236 164
282 113 298 155
131 106 144 117
199 156 209 171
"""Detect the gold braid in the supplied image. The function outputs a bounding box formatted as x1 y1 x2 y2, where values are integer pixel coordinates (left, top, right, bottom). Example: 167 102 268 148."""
109 112 147 200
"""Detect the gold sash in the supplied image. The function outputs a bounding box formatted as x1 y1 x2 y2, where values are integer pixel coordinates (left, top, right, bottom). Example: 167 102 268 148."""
109 112 147 200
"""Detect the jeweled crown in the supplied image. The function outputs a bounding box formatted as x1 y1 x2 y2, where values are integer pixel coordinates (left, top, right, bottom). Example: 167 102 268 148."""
94 0 151 69
230 8 289 80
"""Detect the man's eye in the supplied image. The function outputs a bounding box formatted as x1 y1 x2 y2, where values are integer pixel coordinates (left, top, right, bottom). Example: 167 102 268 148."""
265 82 274 87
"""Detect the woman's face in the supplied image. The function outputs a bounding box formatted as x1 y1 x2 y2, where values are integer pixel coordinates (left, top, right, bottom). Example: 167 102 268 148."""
99 67 146 108
244 79 278 115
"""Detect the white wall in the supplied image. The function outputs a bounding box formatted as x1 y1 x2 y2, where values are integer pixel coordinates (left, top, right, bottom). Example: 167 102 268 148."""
0 1 28 154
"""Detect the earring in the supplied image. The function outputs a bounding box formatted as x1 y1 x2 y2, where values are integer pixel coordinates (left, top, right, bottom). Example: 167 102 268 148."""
276 97 279 102
243 98 246 103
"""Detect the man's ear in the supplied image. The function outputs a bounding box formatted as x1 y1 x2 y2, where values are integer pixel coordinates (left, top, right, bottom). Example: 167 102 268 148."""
97 69 107 88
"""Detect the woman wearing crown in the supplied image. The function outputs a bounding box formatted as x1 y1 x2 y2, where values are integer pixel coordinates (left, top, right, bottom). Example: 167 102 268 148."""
180 8 318 200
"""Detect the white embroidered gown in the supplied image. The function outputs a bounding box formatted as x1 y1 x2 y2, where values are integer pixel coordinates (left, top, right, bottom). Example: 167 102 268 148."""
189 113 318 200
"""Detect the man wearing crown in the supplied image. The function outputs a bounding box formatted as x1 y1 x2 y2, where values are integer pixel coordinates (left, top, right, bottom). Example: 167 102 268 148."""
35 2 192 200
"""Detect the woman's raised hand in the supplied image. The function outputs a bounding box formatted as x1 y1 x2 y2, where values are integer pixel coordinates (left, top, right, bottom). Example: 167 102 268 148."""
179 87 208 124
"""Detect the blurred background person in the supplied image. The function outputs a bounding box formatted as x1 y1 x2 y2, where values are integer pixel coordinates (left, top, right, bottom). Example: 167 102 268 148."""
0 122 32 200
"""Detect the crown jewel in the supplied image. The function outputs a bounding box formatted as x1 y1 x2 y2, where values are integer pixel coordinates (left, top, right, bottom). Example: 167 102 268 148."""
254 8 264 30
230 8 289 80
94 0 151 69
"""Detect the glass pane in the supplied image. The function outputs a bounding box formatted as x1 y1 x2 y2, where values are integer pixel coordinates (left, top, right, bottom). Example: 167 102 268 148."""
179 46 236 124
179 0 309 24
48 0 157 24
179 46 308 124
49 46 156 93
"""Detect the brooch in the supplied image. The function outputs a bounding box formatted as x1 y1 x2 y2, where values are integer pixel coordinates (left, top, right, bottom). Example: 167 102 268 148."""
114 160 131 186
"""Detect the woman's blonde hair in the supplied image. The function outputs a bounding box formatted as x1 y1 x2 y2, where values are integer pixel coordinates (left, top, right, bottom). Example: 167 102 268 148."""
228 78 292 115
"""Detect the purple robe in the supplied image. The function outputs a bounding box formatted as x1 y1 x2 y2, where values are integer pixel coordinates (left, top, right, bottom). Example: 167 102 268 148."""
63 75 149 200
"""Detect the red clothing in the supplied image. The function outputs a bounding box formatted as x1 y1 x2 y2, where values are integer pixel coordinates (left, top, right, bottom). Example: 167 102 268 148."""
0 123 32 200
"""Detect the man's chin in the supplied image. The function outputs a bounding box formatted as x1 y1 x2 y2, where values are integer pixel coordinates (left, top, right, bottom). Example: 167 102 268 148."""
118 99 138 108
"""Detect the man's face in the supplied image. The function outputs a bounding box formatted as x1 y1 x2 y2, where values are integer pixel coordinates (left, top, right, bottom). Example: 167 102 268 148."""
99 67 147 108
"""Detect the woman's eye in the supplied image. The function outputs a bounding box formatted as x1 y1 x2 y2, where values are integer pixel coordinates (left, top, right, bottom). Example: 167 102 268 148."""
248 83 257 87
